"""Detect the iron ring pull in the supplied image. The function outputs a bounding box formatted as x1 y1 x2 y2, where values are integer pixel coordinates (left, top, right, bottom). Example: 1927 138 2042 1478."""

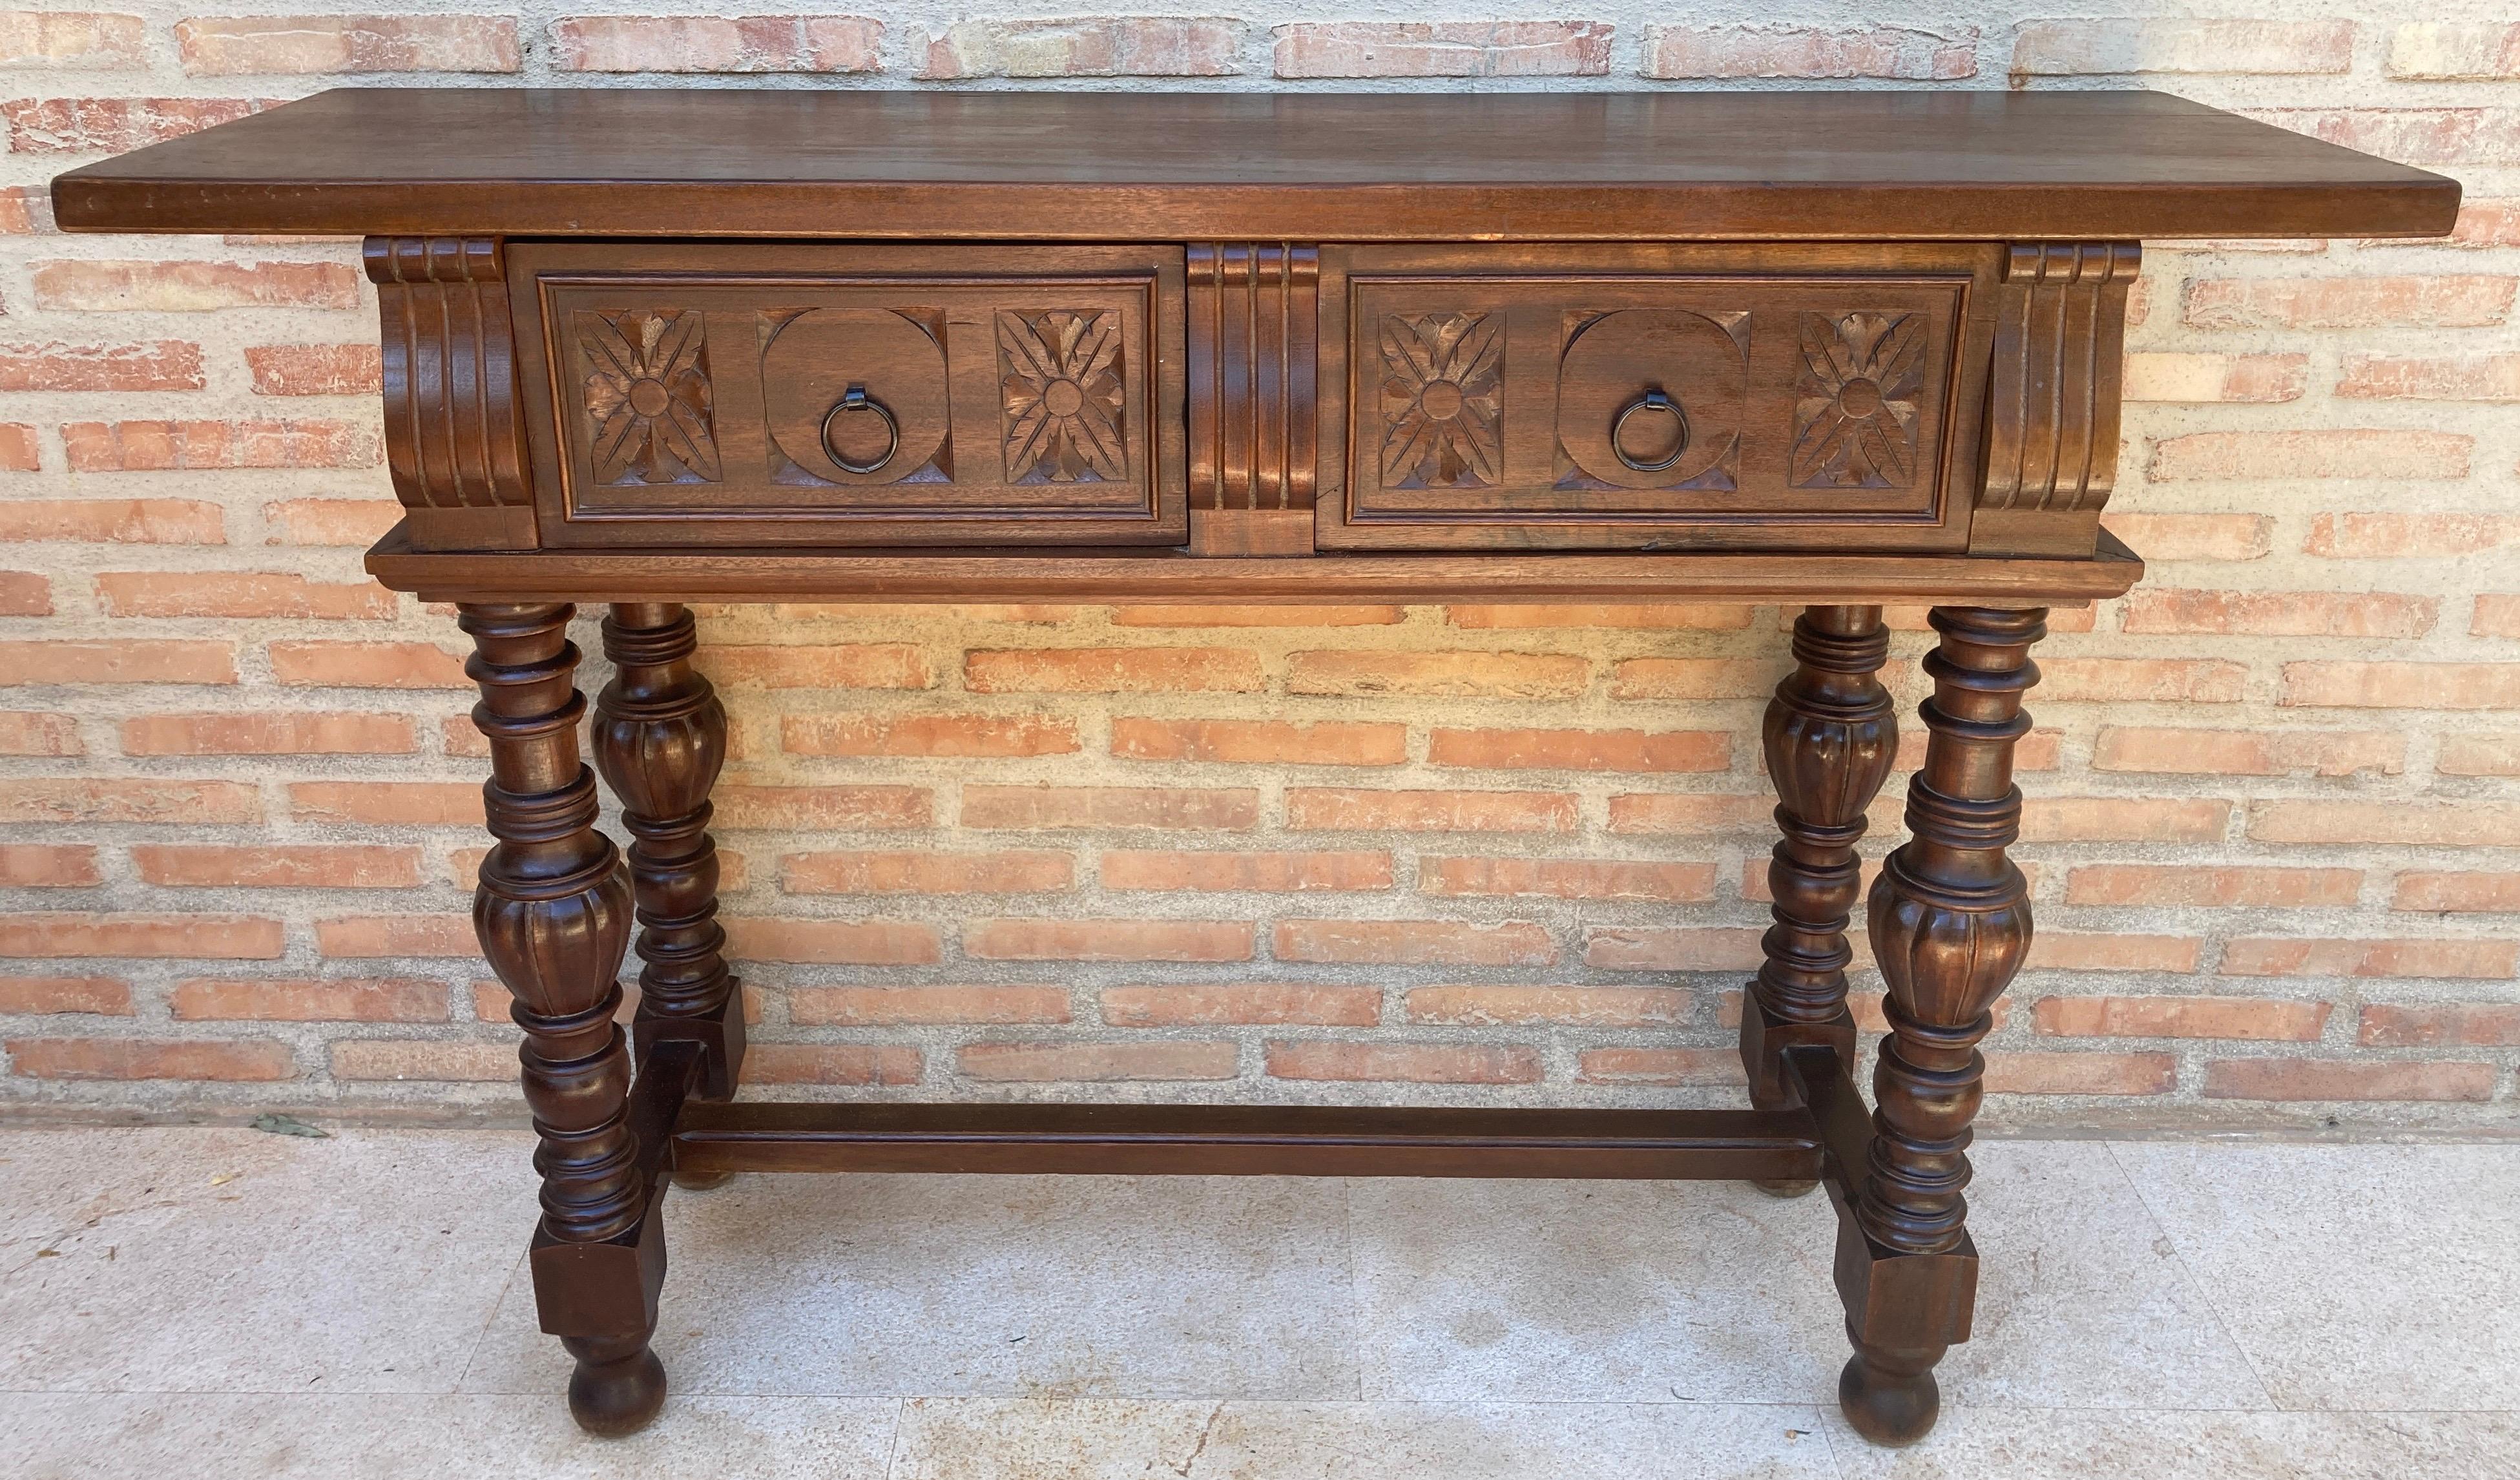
1611 390 1689 474
821 384 899 475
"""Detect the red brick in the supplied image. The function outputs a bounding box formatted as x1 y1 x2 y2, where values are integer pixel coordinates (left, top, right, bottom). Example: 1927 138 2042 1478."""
2253 800 2520 847
121 711 414 755
96 572 395 620
1576 1048 1744 1086
2388 23 2520 80
782 712 1077 757
962 784 1258 831
2091 726 2404 777
1286 787 1575 834
2203 1058 2496 1101
1265 1040 1543 1084
0 640 236 686
261 497 399 546
1983 1051 2177 1096
313 914 472 959
2359 1003 2520 1047
6 1037 293 1081
1101 983 1382 1027
780 849 1072 895
2121 351 2308 402
2067 864 2362 908
2223 937 2515 979
736 1044 926 1087
171 976 446 1022
132 844 420 890
2034 995 2329 1041
2392 871 2520 912
966 917 1253 963
961 1040 1235 1082
0 912 282 959
1288 649 1590 698
176 14 519 74
2476 596 2520 641
921 17 1239 78
0 844 99 888
1101 849 1393 892
0 339 203 392
2022 798 2232 844
0 187 34 234
966 646 1263 693
1582 927 1764 972
1275 21 1612 78
755 601 1072 624
2120 589 2436 638
0 976 131 1016
0 424 36 472
1274 918 1554 966
2337 352 2520 402
1646 24 1975 79
723 918 942 965
1428 725 1729 773
549 14 884 73
2100 512 2272 561
63 418 377 471
2304 512 2520 558
5 98 260 153
1605 793 1775 835
1110 717 1406 766
32 258 357 311
1110 603 1402 627
712 785 930 830
790 985 1071 1026
2149 429 2472 481
328 1041 514 1082
0 713 81 756
2450 198 2520 246
269 640 464 689
1444 603 1753 629
1608 657 1773 700
2027 933 2203 973
1418 857 1716 903
701 643 930 689
0 778 260 825
2185 276 2513 329
287 780 480 827
2012 19 2352 75
245 342 383 396
2038 657 2245 704
0 11 147 68
1406 985 1686 1027
2282 662 2520 709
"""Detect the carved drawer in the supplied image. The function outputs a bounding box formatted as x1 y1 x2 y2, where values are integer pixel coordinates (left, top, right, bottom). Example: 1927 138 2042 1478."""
508 243 1186 547
1316 244 2006 553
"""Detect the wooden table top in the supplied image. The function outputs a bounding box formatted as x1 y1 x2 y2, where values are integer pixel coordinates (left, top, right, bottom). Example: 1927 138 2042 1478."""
50 87 2457 242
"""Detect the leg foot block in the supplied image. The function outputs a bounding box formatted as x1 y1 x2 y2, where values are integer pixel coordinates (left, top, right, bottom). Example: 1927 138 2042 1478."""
564 1334 667 1437
1751 1177 1819 1199
1838 1340 1942 1447
671 1168 732 1191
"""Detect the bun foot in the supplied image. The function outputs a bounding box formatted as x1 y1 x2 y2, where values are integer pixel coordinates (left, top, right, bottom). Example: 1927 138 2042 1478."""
1750 1178 1818 1199
1838 1339 1942 1447
564 1335 667 1437
671 1168 733 1191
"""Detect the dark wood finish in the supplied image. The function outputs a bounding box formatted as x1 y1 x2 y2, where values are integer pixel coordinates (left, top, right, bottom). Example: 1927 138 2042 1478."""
506 243 1187 548
1973 244 2142 557
52 90 2458 242
1186 244 1318 558
368 238 537 552
457 602 661 1435
674 1101 1822 1182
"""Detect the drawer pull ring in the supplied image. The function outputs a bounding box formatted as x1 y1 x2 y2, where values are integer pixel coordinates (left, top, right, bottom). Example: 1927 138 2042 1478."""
821 386 899 475
1612 390 1689 474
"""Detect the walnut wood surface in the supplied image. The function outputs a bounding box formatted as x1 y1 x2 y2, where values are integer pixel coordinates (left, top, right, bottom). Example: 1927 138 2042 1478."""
52 89 2457 242
367 238 537 552
1187 244 1318 518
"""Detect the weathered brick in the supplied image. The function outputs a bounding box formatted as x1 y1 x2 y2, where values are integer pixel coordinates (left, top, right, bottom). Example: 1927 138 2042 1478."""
1605 793 1775 835
2359 1002 2520 1047
0 572 48 616
782 712 1077 757
966 918 1253 963
132 844 419 890
744 1043 924 1086
2387 23 2520 79
261 497 399 546
2450 198 2520 247
2282 662 2520 709
1405 985 1685 1027
313 913 472 958
62 418 377 471
286 780 480 826
1265 1040 1542 1083
549 14 884 73
0 640 235 686
790 985 1071 1026
1444 603 1753 630
2304 512 2520 558
2121 351 2307 402
0 712 83 756
2437 735 2520 775
1101 983 1381 1027
0 339 203 392
1983 1051 2177 1096
172 976 445 1021
922 16 1242 78
328 1041 514 1082
1285 787 1575 833
710 784 932 831
1109 603 1404 627
961 1039 1234 1081
0 186 37 234
962 784 1258 831
96 572 395 620
2026 933 2203 973
1608 657 1772 700
0 912 282 959
269 640 465 689
0 778 258 825
0 975 131 1016
1288 649 1590 698
780 849 1072 895
2253 105 2520 168
121 711 413 755
721 917 942 965
2203 1058 2496 1101
2011 20 2353 76
1101 849 1393 892
244 342 382 396
2475 596 2520 641
2120 589 2436 638
5 97 258 152
2148 430 2472 482
2222 937 2515 979
0 423 36 471
176 14 519 74
967 646 1262 693
1110 717 1406 766
2021 798 2233 843
1581 927 1764 972
2101 512 2272 562
1418 856 1716 903
700 643 930 689
2393 871 2520 912
2034 995 2329 1040
2037 657 2245 704
0 10 147 68
1428 725 1728 773
32 258 358 311
1645 24 1973 79
1575 1047 1744 1086
1274 918 1554 966
2337 352 2520 402
2067 864 2362 908
2091 726 2402 777
2185 275 2513 330
6 1037 293 1081
1274 21 1612 78
2254 800 2520 848
0 844 100 888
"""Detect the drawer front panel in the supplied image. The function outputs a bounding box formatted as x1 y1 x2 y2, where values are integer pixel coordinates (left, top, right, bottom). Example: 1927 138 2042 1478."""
511 244 1185 547
1318 245 1999 552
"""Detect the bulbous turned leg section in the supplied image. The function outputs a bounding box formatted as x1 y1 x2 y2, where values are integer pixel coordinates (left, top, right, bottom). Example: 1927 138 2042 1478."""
1742 605 1896 1196
1839 1326 1945 1448
564 1333 669 1437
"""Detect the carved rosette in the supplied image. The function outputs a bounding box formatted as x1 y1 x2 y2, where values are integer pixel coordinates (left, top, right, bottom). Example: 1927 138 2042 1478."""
999 309 1127 483
579 308 720 485
1860 606 2045 1258
1379 311 1503 489
1791 312 1925 489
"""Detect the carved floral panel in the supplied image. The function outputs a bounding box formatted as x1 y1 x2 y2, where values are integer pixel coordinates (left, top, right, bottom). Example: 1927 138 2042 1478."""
1790 311 1925 490
999 309 1127 484
579 308 720 485
1379 312 1503 490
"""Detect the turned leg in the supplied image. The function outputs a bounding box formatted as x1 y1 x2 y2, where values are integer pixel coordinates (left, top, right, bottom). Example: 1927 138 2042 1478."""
592 602 742 1190
1742 605 1895 1196
1839 606 2044 1446
462 602 664 1437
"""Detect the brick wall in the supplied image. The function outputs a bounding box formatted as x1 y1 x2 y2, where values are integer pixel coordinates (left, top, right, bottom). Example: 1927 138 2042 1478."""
2 5 2516 1130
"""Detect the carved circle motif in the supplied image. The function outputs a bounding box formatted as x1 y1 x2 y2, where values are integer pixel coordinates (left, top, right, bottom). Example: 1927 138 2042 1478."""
760 309 948 486
1557 309 1745 489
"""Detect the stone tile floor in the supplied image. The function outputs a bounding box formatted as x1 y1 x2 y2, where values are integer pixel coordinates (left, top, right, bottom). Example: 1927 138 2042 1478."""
0 1127 2514 1478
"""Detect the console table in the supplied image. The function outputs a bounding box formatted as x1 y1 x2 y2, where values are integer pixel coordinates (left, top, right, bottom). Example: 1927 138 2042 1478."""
54 90 2455 1446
